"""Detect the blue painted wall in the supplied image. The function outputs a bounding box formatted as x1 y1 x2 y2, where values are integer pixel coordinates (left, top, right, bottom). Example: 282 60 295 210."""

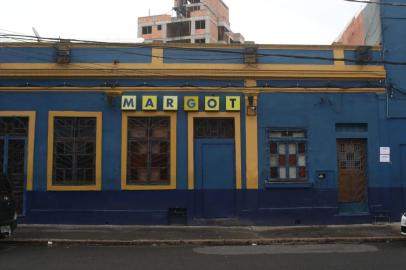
3 43 405 225
2 89 401 225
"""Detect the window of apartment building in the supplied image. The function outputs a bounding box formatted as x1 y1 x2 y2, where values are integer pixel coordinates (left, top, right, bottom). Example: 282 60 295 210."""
142 26 152 35
268 129 307 181
195 38 206 44
126 117 170 185
52 117 97 186
195 20 206 30
157 25 162 31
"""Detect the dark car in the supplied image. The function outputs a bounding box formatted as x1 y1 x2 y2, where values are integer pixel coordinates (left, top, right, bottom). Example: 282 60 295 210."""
0 175 17 237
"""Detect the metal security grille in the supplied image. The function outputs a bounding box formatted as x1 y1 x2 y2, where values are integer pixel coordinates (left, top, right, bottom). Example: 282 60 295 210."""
0 139 3 175
0 117 28 136
7 140 25 214
268 130 307 180
127 117 170 185
194 118 235 139
53 117 96 185
0 117 28 215
337 139 367 203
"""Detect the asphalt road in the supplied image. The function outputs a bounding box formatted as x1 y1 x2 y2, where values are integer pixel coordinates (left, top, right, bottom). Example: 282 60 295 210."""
1 242 406 270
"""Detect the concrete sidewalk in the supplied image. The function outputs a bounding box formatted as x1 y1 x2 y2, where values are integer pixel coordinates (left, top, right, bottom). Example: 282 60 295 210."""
1 223 404 246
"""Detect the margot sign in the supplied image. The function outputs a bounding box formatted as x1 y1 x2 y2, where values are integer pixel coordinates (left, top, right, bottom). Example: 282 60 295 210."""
121 96 241 112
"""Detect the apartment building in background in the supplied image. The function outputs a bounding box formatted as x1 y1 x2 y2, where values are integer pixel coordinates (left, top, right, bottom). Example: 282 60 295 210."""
138 0 245 44
336 3 381 46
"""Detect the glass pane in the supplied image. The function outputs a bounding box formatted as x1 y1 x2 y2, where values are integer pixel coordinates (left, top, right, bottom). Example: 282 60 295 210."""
288 143 296 154
194 118 234 139
270 131 282 138
299 167 306 178
270 155 278 167
289 167 297 178
151 127 168 139
292 131 305 138
298 143 306 154
77 118 96 138
278 155 286 166
270 143 277 154
298 154 306 166
0 117 28 137
279 168 287 179
127 117 170 185
278 144 286 154
270 167 278 178
288 155 297 166
53 117 96 185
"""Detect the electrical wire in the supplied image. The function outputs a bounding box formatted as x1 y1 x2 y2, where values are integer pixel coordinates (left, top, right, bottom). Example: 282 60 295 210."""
0 32 395 67
344 0 406 6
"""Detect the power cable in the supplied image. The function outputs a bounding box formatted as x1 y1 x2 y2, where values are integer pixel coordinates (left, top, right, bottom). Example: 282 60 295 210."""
0 32 396 67
344 0 406 6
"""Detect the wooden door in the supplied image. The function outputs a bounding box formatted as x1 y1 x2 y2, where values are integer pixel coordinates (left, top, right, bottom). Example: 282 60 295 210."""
337 139 367 203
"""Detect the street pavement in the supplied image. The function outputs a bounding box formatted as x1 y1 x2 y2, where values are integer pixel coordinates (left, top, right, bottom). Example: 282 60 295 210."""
1 223 404 246
1 242 406 270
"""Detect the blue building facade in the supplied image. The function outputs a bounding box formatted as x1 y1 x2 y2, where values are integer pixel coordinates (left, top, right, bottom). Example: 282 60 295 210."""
1 35 404 225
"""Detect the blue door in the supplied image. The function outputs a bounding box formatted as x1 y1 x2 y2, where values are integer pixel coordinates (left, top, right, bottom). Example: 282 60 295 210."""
194 139 236 218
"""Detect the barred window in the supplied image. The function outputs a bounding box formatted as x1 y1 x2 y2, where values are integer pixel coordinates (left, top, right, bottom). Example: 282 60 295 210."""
194 118 234 139
127 117 170 185
0 117 28 137
268 130 307 181
53 117 97 185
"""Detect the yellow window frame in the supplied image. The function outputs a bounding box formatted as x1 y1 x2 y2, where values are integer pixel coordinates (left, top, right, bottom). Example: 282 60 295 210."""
0 111 36 191
47 111 102 191
187 112 242 190
121 111 177 190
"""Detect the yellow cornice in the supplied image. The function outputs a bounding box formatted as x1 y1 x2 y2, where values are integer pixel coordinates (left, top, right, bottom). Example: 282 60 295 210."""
0 87 386 93
0 63 385 79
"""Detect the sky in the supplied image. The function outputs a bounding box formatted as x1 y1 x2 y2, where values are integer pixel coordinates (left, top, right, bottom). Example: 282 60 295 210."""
0 0 366 45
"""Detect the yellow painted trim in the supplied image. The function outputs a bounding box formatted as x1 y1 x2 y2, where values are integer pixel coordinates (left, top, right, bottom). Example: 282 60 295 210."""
0 111 36 191
245 80 257 88
47 111 102 191
187 112 242 190
0 63 385 80
245 96 259 190
333 49 345 67
151 47 164 66
121 111 177 191
0 87 387 94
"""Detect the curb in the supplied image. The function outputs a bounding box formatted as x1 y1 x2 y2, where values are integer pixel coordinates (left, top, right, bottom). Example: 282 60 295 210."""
2 237 406 247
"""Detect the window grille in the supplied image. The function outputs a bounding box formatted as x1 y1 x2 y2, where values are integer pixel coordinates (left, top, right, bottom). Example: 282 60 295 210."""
268 129 307 181
194 118 234 139
53 117 96 185
0 139 3 175
127 117 170 185
0 117 28 137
